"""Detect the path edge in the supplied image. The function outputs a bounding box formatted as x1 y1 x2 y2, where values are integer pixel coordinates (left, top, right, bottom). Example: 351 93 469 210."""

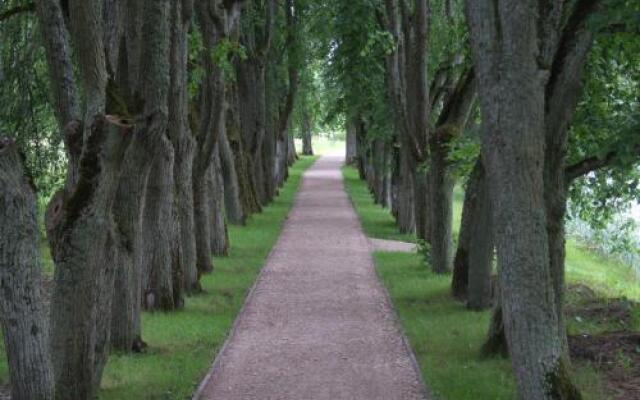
191 156 318 400
341 163 432 400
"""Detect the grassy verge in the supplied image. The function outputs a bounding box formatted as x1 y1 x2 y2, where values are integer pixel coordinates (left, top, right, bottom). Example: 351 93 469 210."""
0 156 316 398
342 165 638 400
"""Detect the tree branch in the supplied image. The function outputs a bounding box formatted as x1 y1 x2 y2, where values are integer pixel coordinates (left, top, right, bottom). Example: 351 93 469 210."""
565 143 640 182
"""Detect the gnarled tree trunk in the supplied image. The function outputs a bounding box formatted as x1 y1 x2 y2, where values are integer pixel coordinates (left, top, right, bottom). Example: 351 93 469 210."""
0 139 54 400
219 124 245 225
141 150 178 312
209 149 229 257
466 1 581 398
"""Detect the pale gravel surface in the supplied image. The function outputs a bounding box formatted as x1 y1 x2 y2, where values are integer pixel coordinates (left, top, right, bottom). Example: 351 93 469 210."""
195 155 427 400
370 238 417 253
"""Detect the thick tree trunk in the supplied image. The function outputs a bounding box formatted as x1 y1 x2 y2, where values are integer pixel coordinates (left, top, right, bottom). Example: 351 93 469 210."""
383 144 393 209
227 89 262 215
169 0 199 294
141 149 178 312
209 150 229 257
287 134 297 165
219 124 246 225
274 134 289 189
355 119 367 180
428 139 454 274
0 139 54 400
174 138 199 293
481 292 509 357
466 165 494 311
466 2 581 398
48 117 130 400
372 140 386 205
110 139 156 351
452 159 494 310
193 170 213 275
345 121 357 165
413 169 428 242
261 125 277 204
395 141 415 233
302 114 314 156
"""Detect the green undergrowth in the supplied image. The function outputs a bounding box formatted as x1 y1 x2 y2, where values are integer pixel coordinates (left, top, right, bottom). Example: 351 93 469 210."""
342 165 637 400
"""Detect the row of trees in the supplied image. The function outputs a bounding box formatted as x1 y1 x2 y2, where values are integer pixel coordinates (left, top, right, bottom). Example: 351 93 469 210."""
323 0 638 399
0 0 314 398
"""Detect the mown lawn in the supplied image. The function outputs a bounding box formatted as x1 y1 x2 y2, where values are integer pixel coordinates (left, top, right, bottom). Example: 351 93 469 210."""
343 165 638 400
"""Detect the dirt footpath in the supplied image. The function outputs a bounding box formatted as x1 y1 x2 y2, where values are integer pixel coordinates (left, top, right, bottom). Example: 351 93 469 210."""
195 155 427 400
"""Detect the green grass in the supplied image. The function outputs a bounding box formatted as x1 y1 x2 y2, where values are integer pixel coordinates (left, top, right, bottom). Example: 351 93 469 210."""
342 166 415 243
99 155 317 399
342 165 636 400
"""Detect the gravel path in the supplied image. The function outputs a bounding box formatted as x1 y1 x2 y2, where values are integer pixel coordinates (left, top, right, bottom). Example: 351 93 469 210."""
369 238 417 253
195 155 427 400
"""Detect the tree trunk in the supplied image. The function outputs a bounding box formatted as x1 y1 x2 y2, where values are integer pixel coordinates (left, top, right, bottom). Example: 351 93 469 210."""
452 158 494 310
383 144 394 209
219 123 246 225
141 149 178 312
287 134 297 165
481 292 508 358
193 169 213 275
0 139 54 400
48 117 130 400
413 169 428 242
466 2 581 398
110 138 157 351
209 149 229 257
302 114 313 156
346 121 357 164
168 0 199 294
428 138 454 274
466 162 494 311
227 88 261 215
276 133 289 187
261 124 277 204
395 140 415 233
355 119 367 180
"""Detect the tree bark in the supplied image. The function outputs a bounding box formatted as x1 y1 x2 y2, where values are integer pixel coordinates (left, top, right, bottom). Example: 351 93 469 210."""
141 151 178 312
209 149 229 257
0 139 54 400
110 138 156 351
394 139 415 233
452 158 494 307
481 292 509 358
169 0 198 294
48 117 131 400
466 162 494 311
466 1 581 398
287 134 297 165
428 138 454 274
345 121 357 165
219 123 246 225
192 0 239 274
227 86 262 215
35 0 82 190
302 113 314 156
